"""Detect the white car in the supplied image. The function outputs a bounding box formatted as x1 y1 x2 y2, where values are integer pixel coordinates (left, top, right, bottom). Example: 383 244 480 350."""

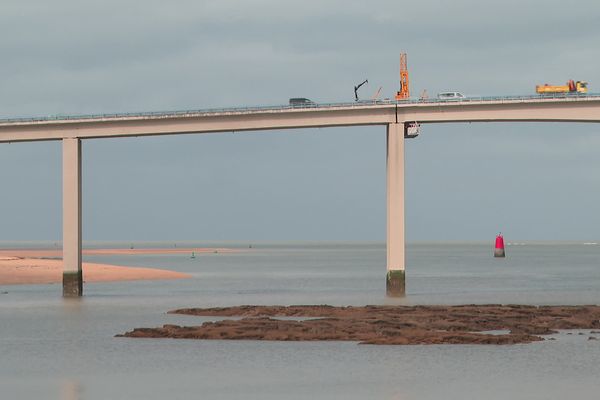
437 92 465 100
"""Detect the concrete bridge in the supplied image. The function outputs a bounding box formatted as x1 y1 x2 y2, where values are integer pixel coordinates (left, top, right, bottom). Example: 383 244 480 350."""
2 94 600 297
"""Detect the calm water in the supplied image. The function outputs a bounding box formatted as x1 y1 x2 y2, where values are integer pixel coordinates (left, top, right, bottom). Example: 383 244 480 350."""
1 241 600 399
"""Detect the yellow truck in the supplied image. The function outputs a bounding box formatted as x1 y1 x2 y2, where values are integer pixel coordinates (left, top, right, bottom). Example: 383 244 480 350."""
536 80 588 94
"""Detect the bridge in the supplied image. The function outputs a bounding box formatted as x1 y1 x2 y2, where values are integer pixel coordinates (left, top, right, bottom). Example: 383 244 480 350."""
2 93 600 297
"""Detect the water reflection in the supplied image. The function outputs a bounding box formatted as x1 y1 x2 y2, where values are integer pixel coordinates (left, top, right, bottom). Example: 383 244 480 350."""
61 380 82 400
2 243 600 399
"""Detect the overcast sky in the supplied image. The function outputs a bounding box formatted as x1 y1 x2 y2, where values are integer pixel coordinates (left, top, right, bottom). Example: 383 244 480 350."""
1 0 600 242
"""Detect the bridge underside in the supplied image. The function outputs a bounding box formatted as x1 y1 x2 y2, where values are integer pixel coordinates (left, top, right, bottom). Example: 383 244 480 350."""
58 122 411 297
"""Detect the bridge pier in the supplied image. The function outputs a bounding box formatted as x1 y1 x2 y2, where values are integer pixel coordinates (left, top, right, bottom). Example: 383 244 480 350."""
62 138 83 297
386 123 405 296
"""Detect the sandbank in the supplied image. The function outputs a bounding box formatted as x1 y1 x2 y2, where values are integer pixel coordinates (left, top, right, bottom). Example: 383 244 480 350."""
0 246 236 285
0 257 190 285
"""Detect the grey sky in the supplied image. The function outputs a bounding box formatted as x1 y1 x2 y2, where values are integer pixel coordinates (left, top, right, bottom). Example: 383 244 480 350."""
1 0 600 242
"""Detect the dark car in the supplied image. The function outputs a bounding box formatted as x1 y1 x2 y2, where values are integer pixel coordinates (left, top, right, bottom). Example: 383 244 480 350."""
289 98 315 106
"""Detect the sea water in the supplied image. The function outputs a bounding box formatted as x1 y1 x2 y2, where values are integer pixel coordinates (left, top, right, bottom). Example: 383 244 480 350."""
1 241 600 399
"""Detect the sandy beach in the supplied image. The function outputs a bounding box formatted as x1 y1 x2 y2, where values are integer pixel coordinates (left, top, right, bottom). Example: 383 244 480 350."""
0 247 224 285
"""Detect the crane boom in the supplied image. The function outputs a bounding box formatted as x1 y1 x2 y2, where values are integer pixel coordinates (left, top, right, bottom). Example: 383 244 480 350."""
354 79 368 101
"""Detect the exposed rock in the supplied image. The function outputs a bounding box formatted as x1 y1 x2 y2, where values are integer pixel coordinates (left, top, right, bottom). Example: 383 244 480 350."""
118 305 600 345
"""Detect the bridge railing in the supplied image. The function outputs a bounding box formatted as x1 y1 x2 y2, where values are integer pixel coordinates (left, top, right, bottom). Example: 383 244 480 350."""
3 93 600 125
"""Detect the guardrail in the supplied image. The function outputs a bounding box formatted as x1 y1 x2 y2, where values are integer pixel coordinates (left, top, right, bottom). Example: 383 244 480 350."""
3 93 600 125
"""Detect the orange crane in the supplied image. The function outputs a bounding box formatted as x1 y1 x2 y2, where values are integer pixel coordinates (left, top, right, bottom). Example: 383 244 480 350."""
395 53 410 100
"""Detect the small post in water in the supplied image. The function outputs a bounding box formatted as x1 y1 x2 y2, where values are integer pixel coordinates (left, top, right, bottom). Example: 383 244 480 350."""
494 233 506 258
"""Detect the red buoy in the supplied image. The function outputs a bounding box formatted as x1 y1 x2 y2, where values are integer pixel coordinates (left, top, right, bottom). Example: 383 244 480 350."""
494 233 505 258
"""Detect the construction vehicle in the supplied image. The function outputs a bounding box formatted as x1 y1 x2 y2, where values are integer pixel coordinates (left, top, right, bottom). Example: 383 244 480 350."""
393 53 419 138
536 80 588 94
354 79 368 101
395 53 410 100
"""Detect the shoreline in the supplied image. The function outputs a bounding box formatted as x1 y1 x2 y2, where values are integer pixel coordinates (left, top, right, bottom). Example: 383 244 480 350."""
0 247 236 259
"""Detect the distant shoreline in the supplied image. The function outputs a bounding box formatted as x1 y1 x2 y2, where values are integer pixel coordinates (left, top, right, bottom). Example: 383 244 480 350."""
0 247 235 285
0 247 237 259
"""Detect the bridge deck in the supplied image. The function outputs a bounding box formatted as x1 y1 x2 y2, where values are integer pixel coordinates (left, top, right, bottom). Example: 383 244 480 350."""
1 93 600 143
2 93 600 126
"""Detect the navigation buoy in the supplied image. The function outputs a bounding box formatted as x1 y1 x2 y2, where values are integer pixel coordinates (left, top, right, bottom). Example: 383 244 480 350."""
191 252 196 259
494 233 505 258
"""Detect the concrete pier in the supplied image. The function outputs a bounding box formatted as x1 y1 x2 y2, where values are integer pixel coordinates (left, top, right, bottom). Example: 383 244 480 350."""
386 123 405 296
62 138 83 297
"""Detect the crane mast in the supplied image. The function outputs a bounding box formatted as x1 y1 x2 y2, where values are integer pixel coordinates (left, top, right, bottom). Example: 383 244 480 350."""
395 53 410 100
